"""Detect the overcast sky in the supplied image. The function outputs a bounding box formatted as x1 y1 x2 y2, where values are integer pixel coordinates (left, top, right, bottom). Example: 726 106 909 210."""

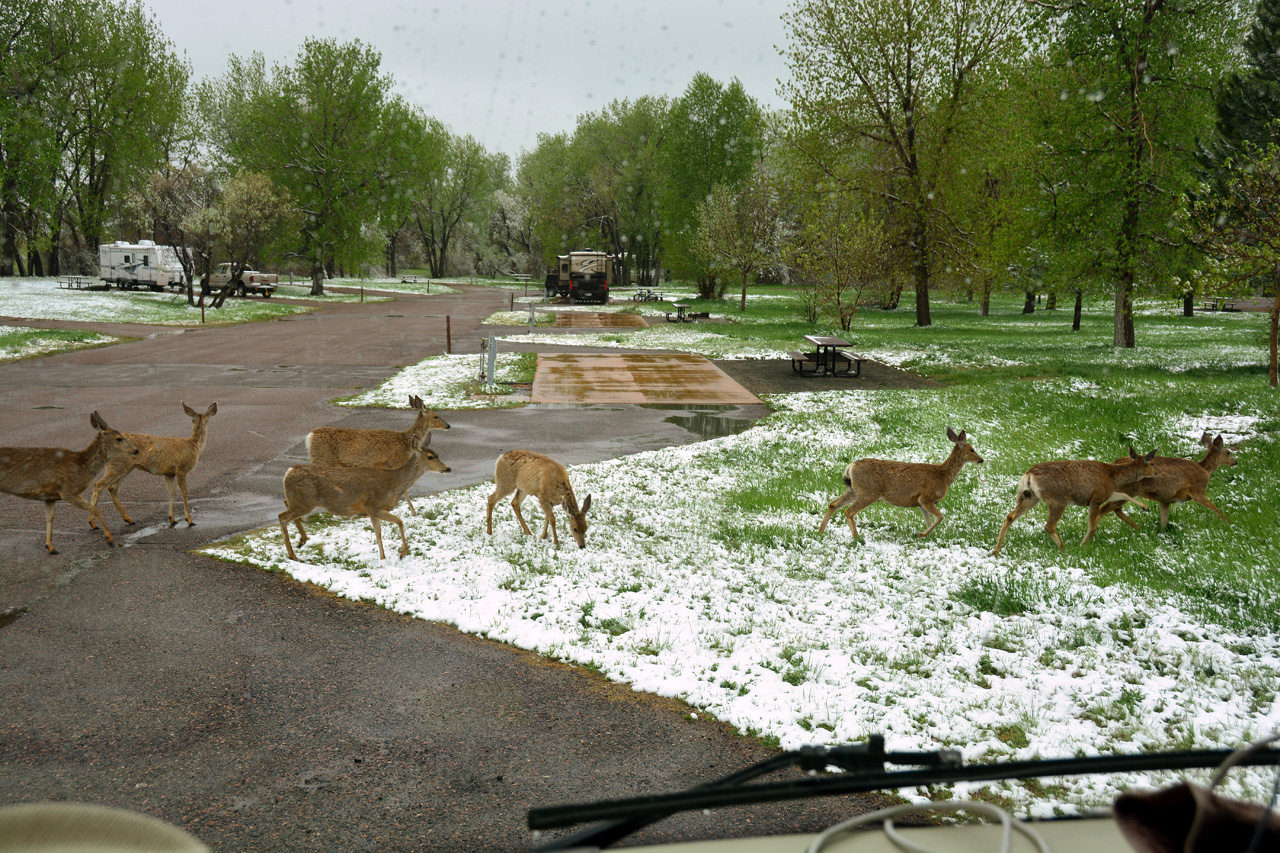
143 0 793 163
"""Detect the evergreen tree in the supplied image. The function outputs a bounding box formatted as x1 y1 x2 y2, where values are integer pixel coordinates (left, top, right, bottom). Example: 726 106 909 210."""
1201 0 1280 177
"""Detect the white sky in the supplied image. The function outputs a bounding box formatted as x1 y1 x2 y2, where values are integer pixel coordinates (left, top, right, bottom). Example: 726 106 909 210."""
143 0 793 163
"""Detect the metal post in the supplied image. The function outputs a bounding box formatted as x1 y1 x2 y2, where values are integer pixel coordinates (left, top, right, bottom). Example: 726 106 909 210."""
486 335 497 385
446 315 451 354
528 300 537 325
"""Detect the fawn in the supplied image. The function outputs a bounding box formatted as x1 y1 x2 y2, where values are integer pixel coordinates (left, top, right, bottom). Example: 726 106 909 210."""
990 447 1157 555
818 427 984 539
279 431 450 561
0 412 139 554
1099 432 1237 530
485 450 592 549
305 394 450 515
90 402 218 528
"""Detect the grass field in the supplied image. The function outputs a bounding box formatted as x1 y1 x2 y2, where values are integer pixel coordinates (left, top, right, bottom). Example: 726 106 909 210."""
0 324 124 362
195 285 1280 811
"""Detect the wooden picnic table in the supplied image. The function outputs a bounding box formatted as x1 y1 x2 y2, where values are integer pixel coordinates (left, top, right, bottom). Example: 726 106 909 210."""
632 288 665 303
57 275 108 291
790 335 867 377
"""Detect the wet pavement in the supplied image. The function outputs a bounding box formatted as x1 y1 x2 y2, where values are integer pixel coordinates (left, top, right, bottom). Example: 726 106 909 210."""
532 353 762 405
0 285 891 852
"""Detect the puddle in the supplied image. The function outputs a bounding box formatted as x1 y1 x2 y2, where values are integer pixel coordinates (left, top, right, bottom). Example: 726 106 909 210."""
646 404 759 439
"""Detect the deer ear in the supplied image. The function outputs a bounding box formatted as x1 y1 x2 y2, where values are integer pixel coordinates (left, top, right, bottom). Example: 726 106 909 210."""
1145 450 1157 462
182 402 196 417
1200 431 1213 446
90 411 109 431
207 402 218 416
946 427 958 442
581 494 592 513
1129 445 1138 458
1212 434 1223 448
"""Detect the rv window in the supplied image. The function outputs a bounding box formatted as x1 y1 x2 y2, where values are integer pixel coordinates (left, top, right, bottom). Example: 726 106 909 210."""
123 255 131 263
143 256 149 266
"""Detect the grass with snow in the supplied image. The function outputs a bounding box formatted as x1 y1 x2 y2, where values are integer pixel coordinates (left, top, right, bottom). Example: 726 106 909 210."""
0 324 123 361
205 291 1280 814
0 277 312 325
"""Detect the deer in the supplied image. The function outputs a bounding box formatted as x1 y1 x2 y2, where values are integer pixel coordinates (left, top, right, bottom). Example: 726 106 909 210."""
818 427 984 539
990 447 1158 555
305 394 450 515
278 431 451 562
0 411 139 554
1099 432 1237 530
89 402 218 528
485 450 592 549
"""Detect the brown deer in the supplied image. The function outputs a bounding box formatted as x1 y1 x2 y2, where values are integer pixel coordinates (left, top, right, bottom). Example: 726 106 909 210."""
990 447 1158 555
305 394 450 515
279 432 451 562
0 412 139 554
1099 432 1237 530
485 450 592 549
818 427 984 539
90 402 218 528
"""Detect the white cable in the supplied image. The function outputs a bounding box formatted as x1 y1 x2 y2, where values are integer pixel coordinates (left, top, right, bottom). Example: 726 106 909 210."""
805 800 1051 853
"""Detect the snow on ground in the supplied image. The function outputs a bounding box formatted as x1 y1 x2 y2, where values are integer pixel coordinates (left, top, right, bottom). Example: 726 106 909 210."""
0 324 117 361
336 352 529 409
207 390 1280 814
0 277 296 324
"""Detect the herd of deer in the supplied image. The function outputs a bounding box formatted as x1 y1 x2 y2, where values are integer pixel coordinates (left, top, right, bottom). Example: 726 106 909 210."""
0 398 1235 560
0 395 593 558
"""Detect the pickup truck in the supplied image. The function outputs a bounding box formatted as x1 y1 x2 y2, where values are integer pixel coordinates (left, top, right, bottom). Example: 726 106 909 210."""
210 263 277 297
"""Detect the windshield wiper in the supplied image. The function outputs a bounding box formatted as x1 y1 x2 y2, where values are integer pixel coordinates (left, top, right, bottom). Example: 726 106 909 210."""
527 736 1280 850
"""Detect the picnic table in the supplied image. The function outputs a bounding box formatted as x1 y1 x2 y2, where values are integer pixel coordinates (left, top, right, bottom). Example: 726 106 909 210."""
789 335 867 377
57 275 108 291
632 288 665 303
400 274 421 283
665 303 692 323
1200 297 1240 312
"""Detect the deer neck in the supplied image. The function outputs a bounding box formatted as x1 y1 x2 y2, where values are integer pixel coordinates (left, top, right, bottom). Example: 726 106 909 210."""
83 432 114 474
1198 448 1225 475
190 419 209 454
940 444 967 483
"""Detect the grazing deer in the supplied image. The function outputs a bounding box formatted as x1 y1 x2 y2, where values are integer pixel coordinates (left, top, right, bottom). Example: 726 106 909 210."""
279 432 450 562
818 427 984 539
305 394 450 515
0 412 139 554
990 447 1158 555
1100 432 1237 530
486 450 592 549
90 402 218 528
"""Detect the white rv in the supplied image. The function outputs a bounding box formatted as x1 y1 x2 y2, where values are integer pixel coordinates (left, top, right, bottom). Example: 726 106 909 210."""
98 241 185 291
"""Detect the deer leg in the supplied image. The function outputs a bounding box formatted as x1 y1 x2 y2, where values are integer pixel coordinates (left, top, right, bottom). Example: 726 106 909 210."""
1191 495 1228 523
511 492 534 536
369 510 408 558
404 494 417 517
175 472 194 526
818 489 856 534
1114 508 1140 530
163 475 179 527
43 501 58 555
366 516 387 560
1044 503 1068 549
917 501 944 537
91 461 134 527
538 498 559 545
64 493 114 547
278 507 306 561
486 485 513 535
991 491 1039 556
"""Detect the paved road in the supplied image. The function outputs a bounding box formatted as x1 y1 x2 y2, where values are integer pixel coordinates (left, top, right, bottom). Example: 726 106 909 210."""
0 286 880 851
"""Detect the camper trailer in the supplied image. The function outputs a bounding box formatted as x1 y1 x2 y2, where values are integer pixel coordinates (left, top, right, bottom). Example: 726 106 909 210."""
98 241 185 291
545 250 620 304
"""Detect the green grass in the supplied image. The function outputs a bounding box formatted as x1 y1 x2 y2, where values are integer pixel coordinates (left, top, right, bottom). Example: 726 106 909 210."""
0 325 126 362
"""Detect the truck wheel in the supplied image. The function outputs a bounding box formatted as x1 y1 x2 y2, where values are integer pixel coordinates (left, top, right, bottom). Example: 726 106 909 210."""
235 283 246 298
262 290 272 298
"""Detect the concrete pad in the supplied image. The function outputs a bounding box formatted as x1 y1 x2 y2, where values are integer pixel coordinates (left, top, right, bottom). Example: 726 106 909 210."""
532 352 761 404
553 311 649 328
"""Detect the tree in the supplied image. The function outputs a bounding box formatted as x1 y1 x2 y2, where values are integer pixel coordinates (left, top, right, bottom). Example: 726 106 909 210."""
1200 0 1280 177
1028 0 1245 347
412 132 507 278
217 172 296 283
1184 141 1280 386
782 0 1028 327
660 74 764 297
129 161 219 304
695 163 780 311
783 186 890 331
201 39 403 295
53 0 187 268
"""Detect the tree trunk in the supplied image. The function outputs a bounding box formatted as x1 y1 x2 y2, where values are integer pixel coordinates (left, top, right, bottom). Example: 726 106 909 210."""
1073 290 1083 332
1046 290 1057 311
1271 283 1279 388
740 271 749 311
911 212 931 326
1022 291 1036 314
1114 274 1135 347
1183 290 1194 318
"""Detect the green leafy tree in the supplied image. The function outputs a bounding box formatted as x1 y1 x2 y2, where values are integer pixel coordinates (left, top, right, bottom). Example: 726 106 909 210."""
53 0 187 269
201 39 404 295
660 74 763 297
695 163 780 311
782 0 1028 327
412 131 507 278
1184 141 1280 386
1028 0 1245 347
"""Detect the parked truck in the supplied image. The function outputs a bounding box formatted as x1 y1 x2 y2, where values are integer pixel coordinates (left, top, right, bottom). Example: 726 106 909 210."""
98 241 185 291
544 250 620 304
210 263 277 298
